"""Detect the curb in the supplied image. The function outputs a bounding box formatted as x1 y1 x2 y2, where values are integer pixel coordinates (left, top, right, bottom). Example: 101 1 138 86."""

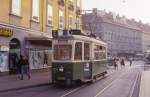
0 82 53 93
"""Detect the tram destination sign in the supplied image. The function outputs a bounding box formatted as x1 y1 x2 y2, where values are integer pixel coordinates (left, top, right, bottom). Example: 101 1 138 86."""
0 28 13 37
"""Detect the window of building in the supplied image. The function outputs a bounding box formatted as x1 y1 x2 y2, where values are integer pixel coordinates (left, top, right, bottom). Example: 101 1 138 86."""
32 0 39 21
68 15 73 28
76 18 80 29
59 10 63 29
84 43 90 60
54 45 72 60
75 42 82 60
47 4 53 26
77 0 80 7
11 0 21 16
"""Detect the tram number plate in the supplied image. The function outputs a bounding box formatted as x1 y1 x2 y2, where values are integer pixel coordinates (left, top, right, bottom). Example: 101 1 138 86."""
84 63 90 72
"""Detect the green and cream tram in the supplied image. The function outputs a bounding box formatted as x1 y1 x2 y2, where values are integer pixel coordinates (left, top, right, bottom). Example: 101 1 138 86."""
52 33 107 85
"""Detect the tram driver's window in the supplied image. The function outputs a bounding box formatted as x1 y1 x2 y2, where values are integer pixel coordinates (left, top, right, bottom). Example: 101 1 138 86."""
84 43 90 60
54 45 72 60
75 42 82 60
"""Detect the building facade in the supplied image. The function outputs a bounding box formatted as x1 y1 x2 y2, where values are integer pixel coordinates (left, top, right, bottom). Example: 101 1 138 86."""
82 9 143 57
0 0 82 73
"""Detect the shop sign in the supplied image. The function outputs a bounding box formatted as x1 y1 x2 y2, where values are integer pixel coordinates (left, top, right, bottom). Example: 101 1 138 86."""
0 28 13 37
0 45 9 51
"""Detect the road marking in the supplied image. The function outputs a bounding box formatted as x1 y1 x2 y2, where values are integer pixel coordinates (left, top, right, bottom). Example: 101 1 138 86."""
60 85 86 97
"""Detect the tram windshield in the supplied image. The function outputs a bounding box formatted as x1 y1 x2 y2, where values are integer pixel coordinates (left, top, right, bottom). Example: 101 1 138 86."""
54 45 72 60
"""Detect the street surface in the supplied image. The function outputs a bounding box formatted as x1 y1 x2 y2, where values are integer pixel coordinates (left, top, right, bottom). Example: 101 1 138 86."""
0 61 146 97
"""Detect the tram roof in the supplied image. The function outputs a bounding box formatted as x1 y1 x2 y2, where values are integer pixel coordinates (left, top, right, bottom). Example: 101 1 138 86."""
54 35 107 45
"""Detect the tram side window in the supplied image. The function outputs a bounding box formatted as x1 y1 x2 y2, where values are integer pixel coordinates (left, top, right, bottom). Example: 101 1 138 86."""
54 45 72 60
84 43 90 60
75 42 82 60
94 45 106 60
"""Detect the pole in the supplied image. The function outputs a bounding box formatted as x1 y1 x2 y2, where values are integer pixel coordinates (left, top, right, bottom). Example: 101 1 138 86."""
65 0 67 30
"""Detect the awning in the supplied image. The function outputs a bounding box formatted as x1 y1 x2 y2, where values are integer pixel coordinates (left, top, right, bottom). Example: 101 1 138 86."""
25 36 52 46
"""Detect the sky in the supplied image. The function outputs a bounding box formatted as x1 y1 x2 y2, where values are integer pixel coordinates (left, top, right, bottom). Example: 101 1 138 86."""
82 0 150 24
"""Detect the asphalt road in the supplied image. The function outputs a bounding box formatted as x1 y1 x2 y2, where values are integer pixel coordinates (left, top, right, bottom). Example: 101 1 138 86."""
0 65 142 97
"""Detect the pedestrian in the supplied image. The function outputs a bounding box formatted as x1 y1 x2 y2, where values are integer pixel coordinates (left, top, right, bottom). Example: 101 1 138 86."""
20 56 30 80
44 52 48 66
129 58 132 66
17 55 23 76
120 58 125 67
113 58 118 69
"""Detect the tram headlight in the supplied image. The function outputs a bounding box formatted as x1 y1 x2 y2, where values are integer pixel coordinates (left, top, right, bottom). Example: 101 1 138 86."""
59 66 64 72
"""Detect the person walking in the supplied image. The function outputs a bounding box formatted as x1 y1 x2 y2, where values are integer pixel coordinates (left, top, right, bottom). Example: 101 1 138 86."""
113 58 118 70
129 58 132 66
20 56 30 80
17 55 23 78
120 58 125 68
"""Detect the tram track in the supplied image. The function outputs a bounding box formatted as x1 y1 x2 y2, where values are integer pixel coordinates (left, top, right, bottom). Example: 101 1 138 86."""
0 67 141 97
60 68 131 97
93 68 141 97
92 68 132 97
127 72 141 97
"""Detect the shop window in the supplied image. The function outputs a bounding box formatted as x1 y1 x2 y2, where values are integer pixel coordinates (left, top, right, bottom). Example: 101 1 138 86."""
75 42 82 60
32 0 39 21
11 0 21 16
47 4 53 26
84 43 90 60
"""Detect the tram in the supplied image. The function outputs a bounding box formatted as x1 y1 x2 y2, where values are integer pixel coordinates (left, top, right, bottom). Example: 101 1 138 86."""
52 30 108 85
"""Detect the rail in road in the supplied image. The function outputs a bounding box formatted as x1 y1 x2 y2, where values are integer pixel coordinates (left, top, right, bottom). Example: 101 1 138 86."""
60 67 141 97
0 67 141 97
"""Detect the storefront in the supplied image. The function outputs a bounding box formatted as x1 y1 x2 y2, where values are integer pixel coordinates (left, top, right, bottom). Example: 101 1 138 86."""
25 36 52 70
0 45 9 72
9 38 21 74
0 24 53 74
0 27 13 73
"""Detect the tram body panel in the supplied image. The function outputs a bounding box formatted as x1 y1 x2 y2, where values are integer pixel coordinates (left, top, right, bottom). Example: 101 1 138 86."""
91 60 107 78
52 63 73 81
52 62 91 81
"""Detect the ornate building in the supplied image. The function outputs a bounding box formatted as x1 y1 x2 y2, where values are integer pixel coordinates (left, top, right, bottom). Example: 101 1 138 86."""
82 9 144 57
0 0 82 73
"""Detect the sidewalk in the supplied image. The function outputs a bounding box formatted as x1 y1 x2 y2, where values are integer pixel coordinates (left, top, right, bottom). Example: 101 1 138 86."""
0 69 52 92
139 70 150 97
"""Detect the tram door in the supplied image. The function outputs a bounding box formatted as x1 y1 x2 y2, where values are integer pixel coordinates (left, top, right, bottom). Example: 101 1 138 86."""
83 43 91 78
9 38 21 74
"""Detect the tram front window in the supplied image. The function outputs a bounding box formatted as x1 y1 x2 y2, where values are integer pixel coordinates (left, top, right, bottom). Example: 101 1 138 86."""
54 45 72 60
